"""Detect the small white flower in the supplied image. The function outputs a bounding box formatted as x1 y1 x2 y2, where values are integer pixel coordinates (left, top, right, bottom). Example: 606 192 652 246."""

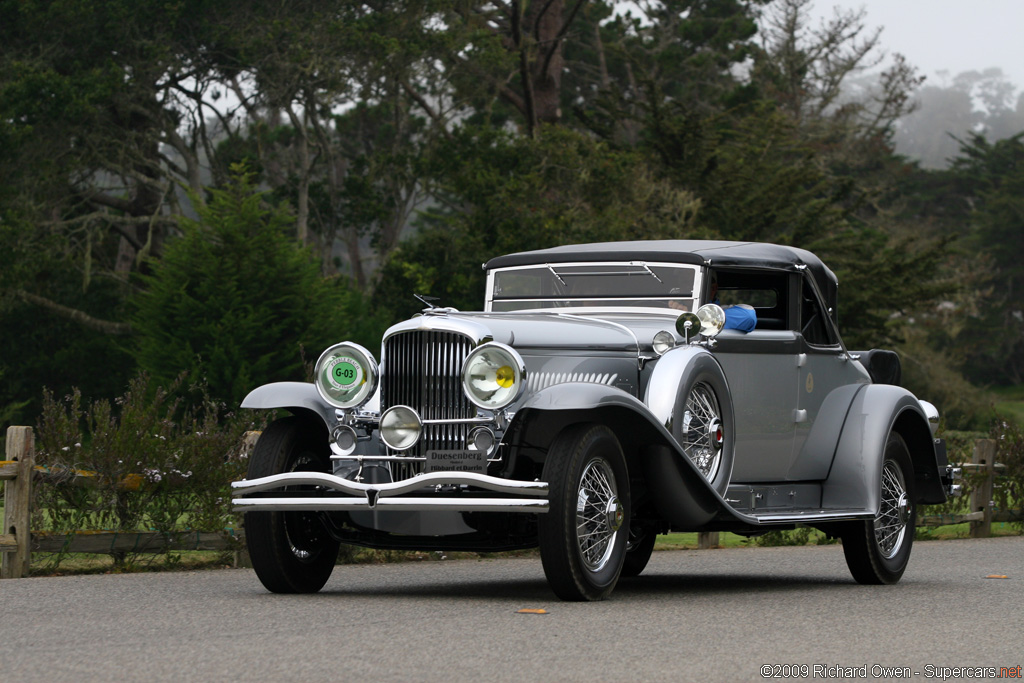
74 442 81 448
61 446 69 451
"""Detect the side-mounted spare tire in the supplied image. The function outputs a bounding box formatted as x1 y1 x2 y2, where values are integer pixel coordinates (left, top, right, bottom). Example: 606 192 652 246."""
669 351 735 496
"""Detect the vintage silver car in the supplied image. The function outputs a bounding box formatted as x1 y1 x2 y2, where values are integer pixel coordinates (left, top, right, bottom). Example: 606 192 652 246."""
232 240 958 600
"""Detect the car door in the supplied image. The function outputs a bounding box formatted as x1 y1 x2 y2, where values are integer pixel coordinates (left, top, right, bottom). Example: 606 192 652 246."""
789 273 870 480
710 270 800 482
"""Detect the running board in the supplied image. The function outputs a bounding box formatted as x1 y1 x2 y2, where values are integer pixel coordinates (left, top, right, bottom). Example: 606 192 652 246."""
745 509 874 524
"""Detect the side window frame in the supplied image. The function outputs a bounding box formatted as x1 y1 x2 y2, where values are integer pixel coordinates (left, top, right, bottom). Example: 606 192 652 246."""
799 272 840 349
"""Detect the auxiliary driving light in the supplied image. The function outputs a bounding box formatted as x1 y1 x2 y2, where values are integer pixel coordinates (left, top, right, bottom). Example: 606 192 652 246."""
467 426 496 455
379 405 422 451
652 330 676 356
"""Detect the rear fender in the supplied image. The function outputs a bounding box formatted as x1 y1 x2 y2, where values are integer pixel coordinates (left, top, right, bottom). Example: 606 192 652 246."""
823 384 943 511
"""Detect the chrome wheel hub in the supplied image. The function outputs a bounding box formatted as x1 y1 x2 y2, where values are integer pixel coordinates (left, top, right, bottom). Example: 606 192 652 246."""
575 458 620 572
875 459 910 559
681 382 723 482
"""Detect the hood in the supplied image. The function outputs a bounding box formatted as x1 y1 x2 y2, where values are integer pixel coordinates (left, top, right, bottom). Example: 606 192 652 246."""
385 310 649 353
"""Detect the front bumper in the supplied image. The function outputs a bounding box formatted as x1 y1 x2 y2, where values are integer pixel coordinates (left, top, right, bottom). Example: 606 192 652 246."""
231 471 550 514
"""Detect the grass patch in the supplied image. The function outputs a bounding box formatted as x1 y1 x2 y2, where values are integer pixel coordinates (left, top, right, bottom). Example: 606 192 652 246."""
992 385 1024 424
915 522 1021 541
655 532 756 549
30 550 237 576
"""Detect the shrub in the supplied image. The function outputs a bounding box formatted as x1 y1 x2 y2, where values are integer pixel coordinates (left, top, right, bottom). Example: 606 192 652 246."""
132 168 379 409
32 374 261 568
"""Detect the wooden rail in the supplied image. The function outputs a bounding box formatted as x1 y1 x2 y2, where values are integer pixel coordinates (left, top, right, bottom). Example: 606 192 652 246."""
2 428 1020 578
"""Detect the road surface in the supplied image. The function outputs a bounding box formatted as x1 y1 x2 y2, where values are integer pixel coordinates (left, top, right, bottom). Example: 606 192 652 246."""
1 536 1021 682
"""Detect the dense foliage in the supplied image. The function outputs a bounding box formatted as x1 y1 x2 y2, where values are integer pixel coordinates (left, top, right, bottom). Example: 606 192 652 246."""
0 0 1021 435
132 171 386 407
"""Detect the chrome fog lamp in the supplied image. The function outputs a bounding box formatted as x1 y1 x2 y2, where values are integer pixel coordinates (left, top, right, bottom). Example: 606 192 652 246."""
332 425 358 456
315 342 378 409
461 342 525 410
652 330 676 356
380 405 422 451
467 426 496 455
695 304 726 337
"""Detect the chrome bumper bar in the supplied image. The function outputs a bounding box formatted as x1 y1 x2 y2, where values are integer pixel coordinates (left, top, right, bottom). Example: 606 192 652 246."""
231 471 550 514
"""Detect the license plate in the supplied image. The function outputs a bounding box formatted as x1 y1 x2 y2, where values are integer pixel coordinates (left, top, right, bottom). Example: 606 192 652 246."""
423 450 488 474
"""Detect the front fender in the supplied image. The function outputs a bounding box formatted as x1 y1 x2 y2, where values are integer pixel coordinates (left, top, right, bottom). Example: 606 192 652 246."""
240 381 333 429
516 370 734 527
822 384 940 512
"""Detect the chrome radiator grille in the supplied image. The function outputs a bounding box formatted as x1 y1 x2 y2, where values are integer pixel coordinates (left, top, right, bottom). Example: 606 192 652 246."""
381 330 476 479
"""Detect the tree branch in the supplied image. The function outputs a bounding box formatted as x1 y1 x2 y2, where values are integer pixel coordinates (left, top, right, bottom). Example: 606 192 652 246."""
400 79 454 141
12 290 133 335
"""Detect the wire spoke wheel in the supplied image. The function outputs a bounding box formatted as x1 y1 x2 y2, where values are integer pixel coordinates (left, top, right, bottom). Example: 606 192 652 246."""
539 424 630 601
680 381 723 481
575 458 621 572
840 432 916 585
875 459 909 559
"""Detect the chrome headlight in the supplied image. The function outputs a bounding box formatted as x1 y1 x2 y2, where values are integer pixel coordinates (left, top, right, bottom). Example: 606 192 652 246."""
461 342 525 410
314 342 378 409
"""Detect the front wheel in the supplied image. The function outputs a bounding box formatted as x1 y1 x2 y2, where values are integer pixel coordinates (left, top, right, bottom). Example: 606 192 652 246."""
539 424 630 601
840 433 916 585
244 416 341 593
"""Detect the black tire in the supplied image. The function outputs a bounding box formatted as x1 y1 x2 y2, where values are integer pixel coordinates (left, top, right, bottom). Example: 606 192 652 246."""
538 424 630 601
840 433 916 585
245 416 340 593
675 357 734 495
620 524 657 578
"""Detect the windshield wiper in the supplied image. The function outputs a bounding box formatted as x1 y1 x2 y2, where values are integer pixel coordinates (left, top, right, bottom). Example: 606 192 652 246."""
633 262 663 283
546 264 566 285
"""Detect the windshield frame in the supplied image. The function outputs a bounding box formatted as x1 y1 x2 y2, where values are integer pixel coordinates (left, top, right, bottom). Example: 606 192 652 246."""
484 261 706 314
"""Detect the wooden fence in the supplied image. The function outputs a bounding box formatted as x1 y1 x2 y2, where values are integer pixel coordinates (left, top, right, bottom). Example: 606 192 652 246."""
1 426 246 579
2 427 1021 578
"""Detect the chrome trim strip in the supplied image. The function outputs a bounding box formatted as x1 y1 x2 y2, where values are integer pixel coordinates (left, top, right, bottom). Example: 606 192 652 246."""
231 471 549 497
232 497 549 513
555 312 640 350
422 416 493 425
330 455 427 462
748 510 874 524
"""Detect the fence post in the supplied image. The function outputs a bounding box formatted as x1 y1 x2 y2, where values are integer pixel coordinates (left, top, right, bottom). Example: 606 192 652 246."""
698 531 719 549
2 426 35 579
969 439 996 539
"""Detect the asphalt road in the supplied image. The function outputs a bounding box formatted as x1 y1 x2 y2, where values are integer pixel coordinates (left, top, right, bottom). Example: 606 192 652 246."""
1 537 1021 683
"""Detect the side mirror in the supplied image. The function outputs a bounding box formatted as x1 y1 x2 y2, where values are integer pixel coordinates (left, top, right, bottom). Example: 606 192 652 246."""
675 304 725 342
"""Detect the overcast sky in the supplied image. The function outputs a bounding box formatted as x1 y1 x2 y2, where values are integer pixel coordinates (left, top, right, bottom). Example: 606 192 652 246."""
808 0 1024 91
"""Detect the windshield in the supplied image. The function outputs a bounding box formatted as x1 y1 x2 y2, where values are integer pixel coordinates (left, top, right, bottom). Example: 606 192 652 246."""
487 262 700 313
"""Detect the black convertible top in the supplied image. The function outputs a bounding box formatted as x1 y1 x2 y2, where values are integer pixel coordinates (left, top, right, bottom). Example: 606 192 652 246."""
485 240 839 312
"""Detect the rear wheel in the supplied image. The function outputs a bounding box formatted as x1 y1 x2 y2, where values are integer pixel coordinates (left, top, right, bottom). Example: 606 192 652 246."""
245 416 340 593
539 424 630 601
620 524 657 578
841 433 916 585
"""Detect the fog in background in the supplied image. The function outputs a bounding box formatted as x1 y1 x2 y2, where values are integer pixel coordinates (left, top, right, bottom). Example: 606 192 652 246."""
810 0 1024 168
